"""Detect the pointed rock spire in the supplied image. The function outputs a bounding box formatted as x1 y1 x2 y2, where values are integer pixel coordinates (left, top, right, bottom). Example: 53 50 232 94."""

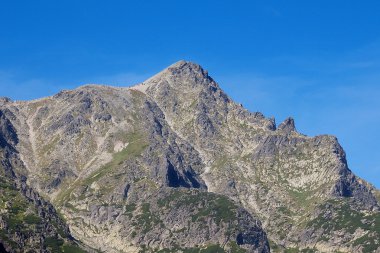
141 60 219 94
278 117 296 133
166 60 210 80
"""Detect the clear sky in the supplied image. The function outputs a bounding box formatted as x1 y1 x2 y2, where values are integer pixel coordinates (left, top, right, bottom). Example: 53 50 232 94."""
1 1 379 188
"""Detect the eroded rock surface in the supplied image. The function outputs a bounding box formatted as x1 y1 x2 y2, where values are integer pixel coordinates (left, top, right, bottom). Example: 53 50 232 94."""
0 61 379 252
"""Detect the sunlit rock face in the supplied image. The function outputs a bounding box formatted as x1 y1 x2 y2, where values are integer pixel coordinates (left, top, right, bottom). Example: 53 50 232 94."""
0 61 379 252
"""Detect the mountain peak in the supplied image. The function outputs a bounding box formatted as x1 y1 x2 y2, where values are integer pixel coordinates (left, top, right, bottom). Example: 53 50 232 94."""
167 59 188 68
278 117 296 133
165 60 210 79
1 62 379 252
133 60 215 94
167 60 202 69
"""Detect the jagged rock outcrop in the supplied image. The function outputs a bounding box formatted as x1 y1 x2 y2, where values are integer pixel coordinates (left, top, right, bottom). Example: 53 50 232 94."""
277 117 296 133
0 60 379 252
140 61 380 252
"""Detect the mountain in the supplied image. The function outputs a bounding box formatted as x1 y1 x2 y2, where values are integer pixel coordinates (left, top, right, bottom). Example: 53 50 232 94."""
0 61 379 253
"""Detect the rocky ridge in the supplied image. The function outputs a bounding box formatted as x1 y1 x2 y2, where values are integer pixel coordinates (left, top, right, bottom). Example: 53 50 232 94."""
0 60 379 252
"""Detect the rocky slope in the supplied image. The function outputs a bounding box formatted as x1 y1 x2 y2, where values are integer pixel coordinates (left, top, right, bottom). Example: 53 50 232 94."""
0 61 379 252
140 61 380 252
0 109 85 252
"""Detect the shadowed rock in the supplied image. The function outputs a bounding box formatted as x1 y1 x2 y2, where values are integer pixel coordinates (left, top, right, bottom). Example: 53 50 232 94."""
0 61 378 253
278 117 296 133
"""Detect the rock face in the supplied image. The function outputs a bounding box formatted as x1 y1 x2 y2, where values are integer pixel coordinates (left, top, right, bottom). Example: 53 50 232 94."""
0 60 379 253
0 109 84 252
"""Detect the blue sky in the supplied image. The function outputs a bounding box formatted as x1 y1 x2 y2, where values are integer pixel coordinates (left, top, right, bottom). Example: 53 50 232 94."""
1 1 379 188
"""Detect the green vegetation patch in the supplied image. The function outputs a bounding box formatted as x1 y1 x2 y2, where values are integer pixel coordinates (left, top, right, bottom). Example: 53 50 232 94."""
212 157 229 170
191 195 236 224
0 176 42 232
136 203 162 233
55 130 148 205
0 175 72 251
125 203 136 213
158 190 237 225
155 244 226 253
43 239 84 253
284 248 317 253
62 244 87 253
374 190 380 204
0 229 18 249
44 236 64 252
84 131 148 186
309 199 380 251
352 233 379 253
40 135 60 156
228 241 247 253
24 214 42 224
287 188 312 205
268 239 281 253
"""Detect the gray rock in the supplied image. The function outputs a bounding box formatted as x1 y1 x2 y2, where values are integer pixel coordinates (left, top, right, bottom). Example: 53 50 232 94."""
0 61 378 253
278 117 296 133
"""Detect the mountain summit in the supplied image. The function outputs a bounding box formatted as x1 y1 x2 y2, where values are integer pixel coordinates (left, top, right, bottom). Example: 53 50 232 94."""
0 61 379 252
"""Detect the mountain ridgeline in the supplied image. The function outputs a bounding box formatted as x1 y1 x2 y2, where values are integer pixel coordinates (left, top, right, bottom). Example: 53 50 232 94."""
0 61 379 253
